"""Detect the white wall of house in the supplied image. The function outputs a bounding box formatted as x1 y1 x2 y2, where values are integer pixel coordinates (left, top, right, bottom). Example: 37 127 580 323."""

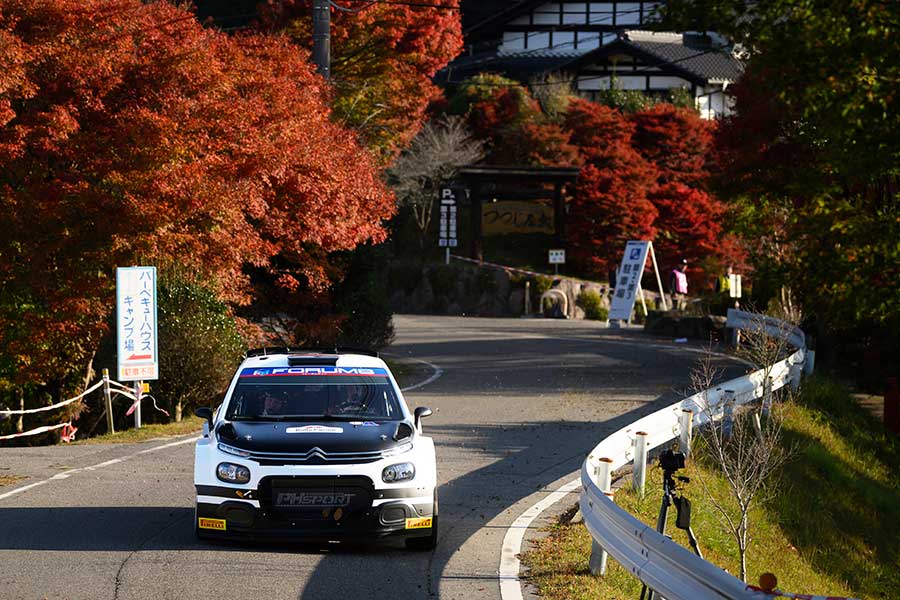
498 1 660 54
576 76 734 120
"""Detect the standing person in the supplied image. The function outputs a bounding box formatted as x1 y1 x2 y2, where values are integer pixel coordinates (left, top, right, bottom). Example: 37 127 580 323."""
669 259 688 311
715 265 740 310
715 265 733 295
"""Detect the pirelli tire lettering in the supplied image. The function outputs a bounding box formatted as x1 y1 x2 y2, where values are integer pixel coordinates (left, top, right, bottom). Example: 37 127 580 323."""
193 351 438 551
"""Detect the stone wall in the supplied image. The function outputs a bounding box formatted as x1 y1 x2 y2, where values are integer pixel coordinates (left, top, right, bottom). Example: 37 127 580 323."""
390 261 650 319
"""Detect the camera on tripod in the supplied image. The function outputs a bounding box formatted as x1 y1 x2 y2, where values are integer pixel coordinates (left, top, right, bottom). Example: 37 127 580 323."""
658 448 685 473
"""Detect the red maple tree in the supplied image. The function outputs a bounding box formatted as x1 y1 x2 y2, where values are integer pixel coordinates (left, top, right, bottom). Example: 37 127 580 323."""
631 104 745 285
564 99 658 277
0 0 393 400
631 104 716 188
258 0 463 162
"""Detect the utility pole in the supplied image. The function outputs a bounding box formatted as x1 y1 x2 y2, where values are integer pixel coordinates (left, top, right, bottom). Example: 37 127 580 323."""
312 0 331 79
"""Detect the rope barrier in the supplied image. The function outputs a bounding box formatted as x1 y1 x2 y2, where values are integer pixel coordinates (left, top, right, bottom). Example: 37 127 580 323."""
0 422 74 441
0 380 105 415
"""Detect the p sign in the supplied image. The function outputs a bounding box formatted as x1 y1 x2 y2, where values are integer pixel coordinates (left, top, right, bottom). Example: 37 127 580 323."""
548 249 566 265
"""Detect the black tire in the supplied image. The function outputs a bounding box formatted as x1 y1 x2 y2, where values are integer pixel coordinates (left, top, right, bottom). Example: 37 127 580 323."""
406 491 438 551
194 504 213 541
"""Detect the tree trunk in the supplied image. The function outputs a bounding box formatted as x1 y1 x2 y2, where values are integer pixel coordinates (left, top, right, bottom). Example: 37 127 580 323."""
176 398 183 423
15 388 23 433
739 512 749 582
81 353 96 392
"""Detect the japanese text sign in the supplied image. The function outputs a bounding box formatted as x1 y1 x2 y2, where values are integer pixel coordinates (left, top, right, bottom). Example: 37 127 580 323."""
609 241 651 321
439 188 458 248
116 267 159 381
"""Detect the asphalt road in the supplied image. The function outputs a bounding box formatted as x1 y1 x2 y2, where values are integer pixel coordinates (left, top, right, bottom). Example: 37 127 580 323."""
0 315 744 600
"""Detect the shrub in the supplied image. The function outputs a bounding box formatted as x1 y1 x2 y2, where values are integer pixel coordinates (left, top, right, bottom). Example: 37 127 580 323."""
334 245 396 351
156 277 245 422
428 264 458 298
577 289 608 321
388 261 423 296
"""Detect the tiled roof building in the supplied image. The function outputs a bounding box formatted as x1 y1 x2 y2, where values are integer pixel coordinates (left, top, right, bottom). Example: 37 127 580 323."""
450 1 744 118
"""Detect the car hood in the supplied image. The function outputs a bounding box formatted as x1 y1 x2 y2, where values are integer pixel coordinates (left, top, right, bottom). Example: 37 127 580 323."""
217 420 410 454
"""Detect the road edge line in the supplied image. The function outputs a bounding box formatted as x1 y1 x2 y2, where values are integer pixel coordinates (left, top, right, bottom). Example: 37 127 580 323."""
499 477 581 600
396 357 444 392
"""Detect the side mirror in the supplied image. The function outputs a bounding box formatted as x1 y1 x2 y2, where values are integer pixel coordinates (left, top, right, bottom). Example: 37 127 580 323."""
195 406 213 427
414 406 433 432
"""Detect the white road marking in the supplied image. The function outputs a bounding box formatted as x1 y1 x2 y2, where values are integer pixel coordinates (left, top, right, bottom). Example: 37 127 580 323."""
0 435 198 502
397 357 444 392
499 477 581 600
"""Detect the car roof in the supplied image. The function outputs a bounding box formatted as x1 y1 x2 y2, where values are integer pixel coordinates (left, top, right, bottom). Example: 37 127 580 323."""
239 352 389 371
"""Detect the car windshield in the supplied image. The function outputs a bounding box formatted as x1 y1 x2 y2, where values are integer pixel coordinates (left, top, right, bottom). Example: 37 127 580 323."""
225 367 403 422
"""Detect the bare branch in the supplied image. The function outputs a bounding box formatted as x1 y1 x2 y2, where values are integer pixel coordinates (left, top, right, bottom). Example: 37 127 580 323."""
689 317 795 582
388 116 484 242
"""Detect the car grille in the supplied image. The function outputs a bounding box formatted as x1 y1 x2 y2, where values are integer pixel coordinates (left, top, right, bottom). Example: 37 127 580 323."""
260 476 374 524
238 446 385 465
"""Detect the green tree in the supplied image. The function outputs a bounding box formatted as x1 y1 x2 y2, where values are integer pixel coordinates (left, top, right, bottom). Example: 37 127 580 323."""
661 0 900 381
156 276 245 422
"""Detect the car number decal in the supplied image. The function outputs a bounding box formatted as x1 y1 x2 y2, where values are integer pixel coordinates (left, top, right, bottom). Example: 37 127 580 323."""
285 425 343 434
198 518 226 531
405 517 432 529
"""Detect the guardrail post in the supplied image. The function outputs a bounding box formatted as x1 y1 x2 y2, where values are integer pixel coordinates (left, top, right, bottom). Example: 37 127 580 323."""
102 369 114 434
589 458 613 576
731 327 741 348
789 361 801 393
679 409 693 457
804 349 815 376
633 432 648 496
723 390 735 439
524 281 531 315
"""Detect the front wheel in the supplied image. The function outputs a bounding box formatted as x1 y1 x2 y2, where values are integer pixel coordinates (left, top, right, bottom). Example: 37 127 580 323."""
406 491 438 551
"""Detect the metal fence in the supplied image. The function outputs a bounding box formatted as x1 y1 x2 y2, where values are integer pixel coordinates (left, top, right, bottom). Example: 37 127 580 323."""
579 309 839 599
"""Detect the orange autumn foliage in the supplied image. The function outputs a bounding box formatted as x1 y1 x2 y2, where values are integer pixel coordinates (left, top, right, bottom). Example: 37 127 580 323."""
0 0 394 391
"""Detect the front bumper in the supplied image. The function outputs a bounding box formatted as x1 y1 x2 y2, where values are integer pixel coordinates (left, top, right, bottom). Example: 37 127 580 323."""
195 477 434 542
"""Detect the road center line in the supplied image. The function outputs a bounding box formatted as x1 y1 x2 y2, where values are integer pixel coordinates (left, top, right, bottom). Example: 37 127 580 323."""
0 435 198 502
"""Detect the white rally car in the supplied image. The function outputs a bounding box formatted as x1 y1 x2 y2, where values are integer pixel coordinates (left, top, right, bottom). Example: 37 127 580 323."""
193 348 437 550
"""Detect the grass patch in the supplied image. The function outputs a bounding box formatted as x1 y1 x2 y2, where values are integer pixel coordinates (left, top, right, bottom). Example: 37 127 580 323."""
522 378 899 600
76 415 204 444
0 474 26 487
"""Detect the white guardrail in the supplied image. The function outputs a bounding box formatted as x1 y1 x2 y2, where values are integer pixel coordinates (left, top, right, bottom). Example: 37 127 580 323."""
580 309 819 600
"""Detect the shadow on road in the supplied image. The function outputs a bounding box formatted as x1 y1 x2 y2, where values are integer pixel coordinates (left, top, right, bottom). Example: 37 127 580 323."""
0 329 745 600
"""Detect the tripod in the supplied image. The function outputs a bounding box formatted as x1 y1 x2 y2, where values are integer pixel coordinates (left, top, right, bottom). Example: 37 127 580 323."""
639 463 703 600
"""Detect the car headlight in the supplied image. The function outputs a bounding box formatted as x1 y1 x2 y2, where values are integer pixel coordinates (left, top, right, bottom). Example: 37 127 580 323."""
218 442 252 458
217 462 251 484
382 462 415 483
381 441 413 458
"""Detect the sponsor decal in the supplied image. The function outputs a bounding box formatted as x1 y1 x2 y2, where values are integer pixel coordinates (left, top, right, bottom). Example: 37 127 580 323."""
405 517 433 530
240 367 388 377
198 518 226 531
349 421 380 427
235 490 254 500
285 425 343 434
275 492 354 508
